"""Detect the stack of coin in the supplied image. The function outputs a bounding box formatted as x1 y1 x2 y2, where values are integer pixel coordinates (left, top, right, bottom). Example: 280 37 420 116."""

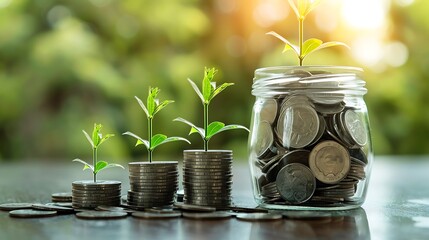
72 180 121 209
183 150 232 208
127 161 178 208
251 80 369 206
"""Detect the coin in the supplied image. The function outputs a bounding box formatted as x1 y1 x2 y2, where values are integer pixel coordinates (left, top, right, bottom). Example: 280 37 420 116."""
0 203 34 211
95 205 135 214
344 110 367 146
276 163 316 204
75 210 127 220
277 103 319 149
9 209 57 218
254 121 276 159
173 203 216 212
236 213 283 221
309 141 350 184
51 192 73 202
132 211 181 219
182 211 231 220
32 203 75 213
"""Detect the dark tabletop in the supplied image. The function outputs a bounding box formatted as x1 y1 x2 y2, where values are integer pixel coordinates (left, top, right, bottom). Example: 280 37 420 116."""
1 156 429 240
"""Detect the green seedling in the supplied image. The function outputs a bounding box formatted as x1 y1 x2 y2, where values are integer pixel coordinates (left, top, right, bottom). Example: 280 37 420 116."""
123 87 190 162
73 123 124 182
174 67 249 151
267 0 349 66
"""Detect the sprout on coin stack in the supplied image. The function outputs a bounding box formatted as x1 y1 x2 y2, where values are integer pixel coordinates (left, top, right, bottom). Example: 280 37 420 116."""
247 0 373 210
174 67 249 208
72 123 124 209
123 87 190 208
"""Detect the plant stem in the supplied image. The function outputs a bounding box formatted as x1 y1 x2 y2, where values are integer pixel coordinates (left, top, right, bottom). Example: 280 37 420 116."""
299 17 304 66
93 148 97 182
148 116 153 162
203 102 209 151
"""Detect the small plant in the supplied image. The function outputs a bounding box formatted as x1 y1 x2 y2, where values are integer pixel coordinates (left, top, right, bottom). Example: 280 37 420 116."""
267 0 349 66
123 87 190 162
174 67 249 151
73 123 124 182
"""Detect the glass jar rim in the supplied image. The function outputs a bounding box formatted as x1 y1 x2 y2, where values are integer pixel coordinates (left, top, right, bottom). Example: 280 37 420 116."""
255 65 363 80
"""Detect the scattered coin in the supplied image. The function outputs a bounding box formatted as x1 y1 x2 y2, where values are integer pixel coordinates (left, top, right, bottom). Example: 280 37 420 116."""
95 205 135 214
75 211 128 220
173 203 216 212
32 203 75 213
236 213 283 221
132 211 181 219
51 192 72 202
0 203 34 211
9 209 57 218
182 211 232 220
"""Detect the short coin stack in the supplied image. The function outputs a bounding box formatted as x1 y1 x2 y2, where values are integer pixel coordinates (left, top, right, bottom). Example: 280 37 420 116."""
183 150 232 208
72 180 121 209
127 161 178 208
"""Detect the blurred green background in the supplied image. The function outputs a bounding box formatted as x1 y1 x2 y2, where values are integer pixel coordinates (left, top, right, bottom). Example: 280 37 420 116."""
0 0 427 162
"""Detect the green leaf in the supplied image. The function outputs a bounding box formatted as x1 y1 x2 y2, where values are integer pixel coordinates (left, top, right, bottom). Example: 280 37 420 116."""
134 96 149 118
153 100 174 116
289 0 321 19
303 41 350 62
302 38 323 57
202 68 214 103
94 161 108 174
92 123 102 148
209 83 234 102
206 123 250 140
82 130 94 148
104 163 125 171
150 134 168 150
173 117 205 139
206 122 225 139
151 135 191 151
72 159 94 172
187 78 204 103
123 131 150 150
147 87 159 117
266 31 299 56
99 133 114 147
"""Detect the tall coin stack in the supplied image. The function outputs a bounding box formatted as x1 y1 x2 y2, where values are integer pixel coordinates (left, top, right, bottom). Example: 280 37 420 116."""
127 161 178 208
72 180 121 209
183 150 232 208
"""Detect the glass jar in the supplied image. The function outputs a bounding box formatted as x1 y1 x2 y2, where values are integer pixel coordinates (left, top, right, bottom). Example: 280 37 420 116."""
248 66 373 210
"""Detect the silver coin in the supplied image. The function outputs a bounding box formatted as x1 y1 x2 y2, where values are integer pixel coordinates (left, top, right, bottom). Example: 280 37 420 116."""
95 205 135 213
309 141 350 184
236 213 283 221
344 110 367 146
9 209 57 218
52 202 73 208
253 121 276 159
32 203 74 213
72 180 121 187
76 210 127 219
173 203 216 212
0 203 34 211
276 163 316 204
278 103 319 149
51 192 73 202
258 98 278 124
132 211 181 219
182 211 231 220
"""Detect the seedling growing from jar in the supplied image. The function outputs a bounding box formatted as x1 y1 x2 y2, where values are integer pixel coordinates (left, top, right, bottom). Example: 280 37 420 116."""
174 67 249 151
123 87 190 162
73 123 124 182
267 0 349 66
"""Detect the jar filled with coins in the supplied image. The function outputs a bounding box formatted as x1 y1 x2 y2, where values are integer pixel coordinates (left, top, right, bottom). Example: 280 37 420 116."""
248 66 373 210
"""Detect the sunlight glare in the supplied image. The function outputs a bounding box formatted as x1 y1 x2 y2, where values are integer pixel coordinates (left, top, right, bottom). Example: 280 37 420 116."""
253 0 289 27
341 0 389 30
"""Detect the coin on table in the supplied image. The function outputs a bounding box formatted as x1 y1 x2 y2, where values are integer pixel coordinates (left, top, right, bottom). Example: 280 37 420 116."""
96 205 135 214
51 192 73 202
76 211 128 220
9 209 57 218
309 141 351 184
173 203 216 212
32 203 75 213
344 110 367 146
182 211 232 220
276 163 316 204
0 203 34 211
236 213 283 221
132 211 181 219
